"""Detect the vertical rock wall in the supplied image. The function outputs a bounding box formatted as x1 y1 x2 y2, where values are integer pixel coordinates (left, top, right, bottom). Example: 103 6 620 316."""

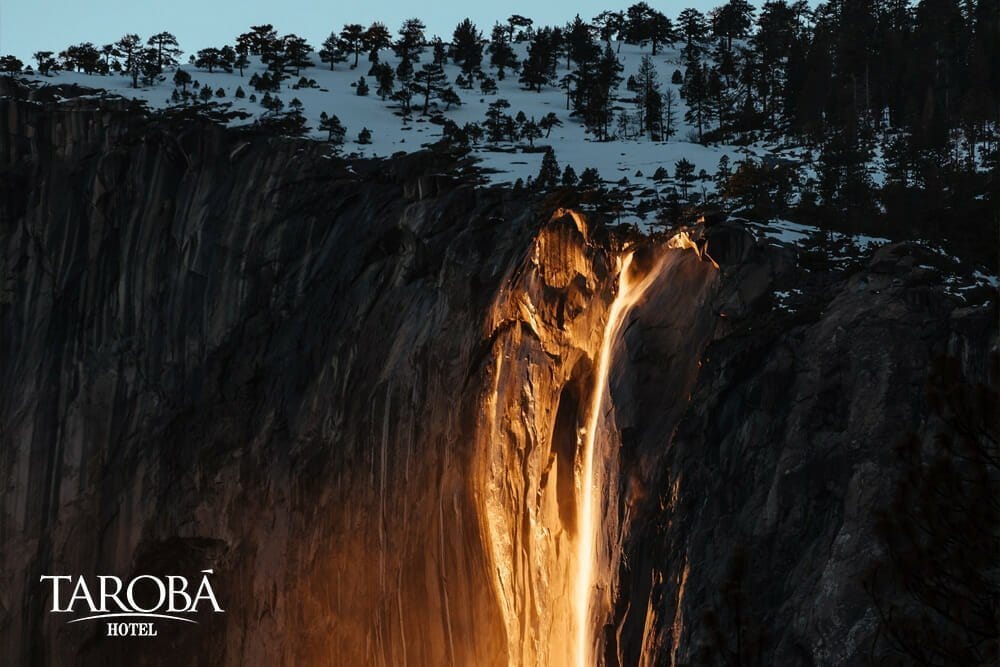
1 96 994 667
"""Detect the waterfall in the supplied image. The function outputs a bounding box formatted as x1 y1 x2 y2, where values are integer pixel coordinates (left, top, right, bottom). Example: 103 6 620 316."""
477 211 716 667
573 248 674 667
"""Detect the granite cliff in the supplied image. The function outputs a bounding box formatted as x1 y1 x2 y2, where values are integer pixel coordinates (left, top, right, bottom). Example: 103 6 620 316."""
0 91 995 666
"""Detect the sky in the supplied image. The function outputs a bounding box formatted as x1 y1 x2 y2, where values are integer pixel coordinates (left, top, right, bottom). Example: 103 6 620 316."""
3 0 743 63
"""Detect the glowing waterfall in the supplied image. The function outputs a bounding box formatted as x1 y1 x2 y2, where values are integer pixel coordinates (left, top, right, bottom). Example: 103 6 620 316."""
573 248 670 667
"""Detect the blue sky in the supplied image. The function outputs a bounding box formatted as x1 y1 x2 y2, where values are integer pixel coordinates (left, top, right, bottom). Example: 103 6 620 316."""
3 0 740 63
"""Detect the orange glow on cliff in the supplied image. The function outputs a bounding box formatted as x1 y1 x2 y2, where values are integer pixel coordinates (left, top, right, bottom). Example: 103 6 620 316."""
574 249 666 666
572 225 717 667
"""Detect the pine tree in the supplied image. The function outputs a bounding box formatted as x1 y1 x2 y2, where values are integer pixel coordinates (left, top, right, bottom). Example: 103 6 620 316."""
391 84 414 114
451 19 483 83
394 18 426 65
59 43 102 74
395 57 413 84
714 154 732 191
260 92 282 113
507 14 534 42
136 47 162 86
565 15 599 68
320 32 347 70
249 70 280 93
549 26 567 70
752 0 807 129
146 32 182 70
536 148 561 189
677 9 709 55
413 62 448 113
635 55 663 138
173 68 191 92
99 44 119 71
33 51 58 76
625 3 655 45
554 165 575 187
674 158 696 198
358 127 372 144
464 122 484 144
147 32 182 69
513 110 528 134
220 45 236 71
239 25 271 56
281 35 313 75
116 34 143 87
235 31 255 58
356 76 369 96
440 87 461 110
592 44 624 139
480 76 498 95
234 49 249 76
568 46 610 136
485 98 512 142
522 118 542 146
616 110 632 139
817 123 876 223
539 112 563 137
431 37 447 65
711 0 755 52
663 87 678 138
648 11 675 55
733 46 760 132
372 63 394 99
579 167 602 190
488 23 518 79
592 11 623 46
339 24 366 68
319 111 347 147
261 106 310 136
519 29 558 92
247 24 280 61
682 52 709 141
706 67 728 138
364 23 393 60
0 55 22 77
195 48 229 73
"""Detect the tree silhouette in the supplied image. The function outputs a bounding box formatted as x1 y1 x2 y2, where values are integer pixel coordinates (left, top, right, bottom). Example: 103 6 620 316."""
147 32 182 69
535 148 560 190
339 24 366 68
319 32 347 70
319 111 346 147
451 19 483 83
116 34 143 87
173 68 191 93
363 23 392 61
412 62 448 113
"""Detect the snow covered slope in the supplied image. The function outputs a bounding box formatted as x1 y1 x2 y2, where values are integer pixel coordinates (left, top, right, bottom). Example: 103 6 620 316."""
19 38 1000 293
23 42 800 197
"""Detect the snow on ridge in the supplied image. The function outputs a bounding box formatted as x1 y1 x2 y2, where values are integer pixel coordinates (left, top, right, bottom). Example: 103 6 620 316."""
20 42 776 195
18 40 995 281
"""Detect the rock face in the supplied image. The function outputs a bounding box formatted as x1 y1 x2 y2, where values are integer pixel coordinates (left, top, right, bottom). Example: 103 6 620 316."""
613 235 997 666
0 96 995 667
0 96 535 666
